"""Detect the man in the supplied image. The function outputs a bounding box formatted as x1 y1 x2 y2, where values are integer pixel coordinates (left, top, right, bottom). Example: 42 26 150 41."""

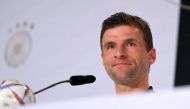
100 12 156 94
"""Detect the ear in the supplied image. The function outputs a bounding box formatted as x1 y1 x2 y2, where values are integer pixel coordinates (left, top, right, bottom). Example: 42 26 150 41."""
148 48 156 65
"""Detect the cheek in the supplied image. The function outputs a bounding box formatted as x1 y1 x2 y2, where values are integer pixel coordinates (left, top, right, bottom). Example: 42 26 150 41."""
102 53 107 65
102 56 111 73
102 54 109 65
102 53 113 66
130 51 148 65
138 54 150 67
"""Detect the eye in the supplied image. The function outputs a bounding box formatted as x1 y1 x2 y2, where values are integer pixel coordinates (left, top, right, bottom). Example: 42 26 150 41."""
106 44 114 50
128 42 136 47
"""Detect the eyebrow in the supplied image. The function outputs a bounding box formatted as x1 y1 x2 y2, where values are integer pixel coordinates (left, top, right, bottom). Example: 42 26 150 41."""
125 38 137 43
102 38 138 49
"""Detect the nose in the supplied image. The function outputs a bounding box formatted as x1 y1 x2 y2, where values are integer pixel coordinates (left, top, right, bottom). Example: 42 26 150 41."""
114 45 127 59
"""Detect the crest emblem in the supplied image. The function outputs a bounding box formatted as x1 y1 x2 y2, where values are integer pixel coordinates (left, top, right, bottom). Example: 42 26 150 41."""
5 22 34 68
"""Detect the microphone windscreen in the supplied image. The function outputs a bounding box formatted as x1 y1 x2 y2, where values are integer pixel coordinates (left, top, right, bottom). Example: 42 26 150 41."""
69 75 96 86
85 75 96 83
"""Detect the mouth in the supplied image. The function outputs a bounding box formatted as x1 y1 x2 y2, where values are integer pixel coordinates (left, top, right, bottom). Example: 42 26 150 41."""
112 63 131 67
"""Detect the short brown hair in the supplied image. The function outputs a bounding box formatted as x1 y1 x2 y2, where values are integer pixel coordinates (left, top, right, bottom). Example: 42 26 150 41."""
100 12 153 51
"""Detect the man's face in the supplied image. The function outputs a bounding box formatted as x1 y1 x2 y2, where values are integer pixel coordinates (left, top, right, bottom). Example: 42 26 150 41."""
101 25 156 86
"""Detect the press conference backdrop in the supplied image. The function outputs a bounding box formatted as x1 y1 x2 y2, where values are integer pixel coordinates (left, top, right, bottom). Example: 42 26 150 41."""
0 0 180 102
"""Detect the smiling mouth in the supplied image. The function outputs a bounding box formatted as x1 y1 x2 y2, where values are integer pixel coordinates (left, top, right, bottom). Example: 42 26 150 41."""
112 63 131 67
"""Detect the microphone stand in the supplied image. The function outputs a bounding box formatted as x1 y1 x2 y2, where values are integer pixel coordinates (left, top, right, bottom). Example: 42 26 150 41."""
33 75 96 95
34 80 70 95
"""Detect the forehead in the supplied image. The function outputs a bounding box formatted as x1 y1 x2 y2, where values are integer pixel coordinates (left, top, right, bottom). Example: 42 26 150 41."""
102 25 144 43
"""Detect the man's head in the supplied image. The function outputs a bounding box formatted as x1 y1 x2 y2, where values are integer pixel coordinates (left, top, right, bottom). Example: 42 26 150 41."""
100 12 156 90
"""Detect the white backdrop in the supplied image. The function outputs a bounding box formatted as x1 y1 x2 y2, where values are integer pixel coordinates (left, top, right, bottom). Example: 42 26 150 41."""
0 0 180 103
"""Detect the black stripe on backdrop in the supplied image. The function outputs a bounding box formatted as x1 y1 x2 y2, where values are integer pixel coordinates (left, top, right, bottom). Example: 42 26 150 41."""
175 0 190 86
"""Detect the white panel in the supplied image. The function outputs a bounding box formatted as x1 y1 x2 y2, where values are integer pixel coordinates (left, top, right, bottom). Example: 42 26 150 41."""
19 86 190 109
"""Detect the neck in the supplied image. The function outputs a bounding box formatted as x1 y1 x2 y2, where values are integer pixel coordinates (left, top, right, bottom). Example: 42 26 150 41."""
115 75 149 94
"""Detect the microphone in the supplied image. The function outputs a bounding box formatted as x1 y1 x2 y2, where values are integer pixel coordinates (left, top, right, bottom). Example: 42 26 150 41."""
34 75 96 95
70 75 96 86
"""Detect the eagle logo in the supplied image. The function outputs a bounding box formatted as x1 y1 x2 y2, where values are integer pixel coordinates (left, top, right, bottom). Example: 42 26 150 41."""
5 21 34 68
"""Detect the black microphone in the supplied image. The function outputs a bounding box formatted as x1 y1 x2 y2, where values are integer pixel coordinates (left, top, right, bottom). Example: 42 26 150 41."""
34 75 96 95
70 75 96 86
